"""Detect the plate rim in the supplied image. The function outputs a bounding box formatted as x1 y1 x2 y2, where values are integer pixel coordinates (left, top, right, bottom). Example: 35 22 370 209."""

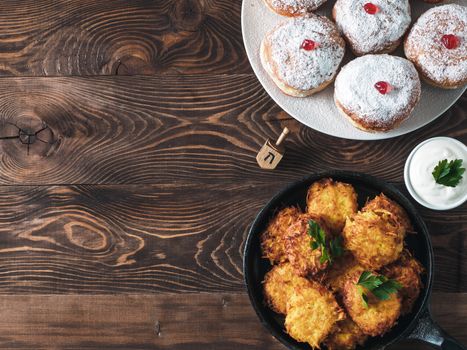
240 0 467 141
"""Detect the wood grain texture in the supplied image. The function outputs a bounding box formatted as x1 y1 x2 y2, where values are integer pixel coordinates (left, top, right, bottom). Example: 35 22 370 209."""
0 183 463 294
0 0 249 76
0 293 463 349
0 184 246 293
0 75 464 186
0 0 463 347
0 76 464 294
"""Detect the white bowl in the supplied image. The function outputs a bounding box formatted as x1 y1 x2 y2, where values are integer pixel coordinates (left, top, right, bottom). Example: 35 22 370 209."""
404 137 467 210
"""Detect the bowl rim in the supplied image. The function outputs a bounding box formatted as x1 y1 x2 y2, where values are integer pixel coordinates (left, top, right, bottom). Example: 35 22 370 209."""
404 136 467 211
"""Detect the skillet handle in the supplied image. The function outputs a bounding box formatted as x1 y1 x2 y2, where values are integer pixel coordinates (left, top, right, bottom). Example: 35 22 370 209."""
407 307 466 350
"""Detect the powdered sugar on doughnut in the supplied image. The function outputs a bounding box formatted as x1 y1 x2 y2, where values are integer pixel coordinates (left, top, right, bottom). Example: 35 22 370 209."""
405 4 467 86
335 55 421 127
266 16 345 92
334 0 411 55
270 0 327 15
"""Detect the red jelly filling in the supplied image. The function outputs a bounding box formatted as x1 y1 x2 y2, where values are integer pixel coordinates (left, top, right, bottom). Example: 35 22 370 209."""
301 39 318 51
364 3 379 14
374 81 393 95
442 34 460 50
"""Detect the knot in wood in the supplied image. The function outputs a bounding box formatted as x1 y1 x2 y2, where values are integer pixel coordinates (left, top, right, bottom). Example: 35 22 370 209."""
19 130 36 145
114 55 156 75
0 115 55 156
170 0 206 32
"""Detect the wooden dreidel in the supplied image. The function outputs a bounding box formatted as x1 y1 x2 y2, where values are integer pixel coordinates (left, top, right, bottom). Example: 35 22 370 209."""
256 127 289 170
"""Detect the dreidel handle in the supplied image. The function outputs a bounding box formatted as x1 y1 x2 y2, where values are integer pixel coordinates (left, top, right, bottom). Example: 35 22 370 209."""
275 127 289 147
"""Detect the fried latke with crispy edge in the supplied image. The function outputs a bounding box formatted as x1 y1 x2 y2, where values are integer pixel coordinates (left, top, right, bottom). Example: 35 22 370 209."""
306 178 358 234
261 207 302 264
363 193 413 233
285 281 345 348
342 210 405 270
382 250 424 315
324 253 365 294
263 262 312 315
285 213 331 277
342 272 402 337
325 317 368 350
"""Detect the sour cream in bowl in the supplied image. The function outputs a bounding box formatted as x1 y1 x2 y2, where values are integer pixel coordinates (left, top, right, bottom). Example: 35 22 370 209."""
404 137 467 210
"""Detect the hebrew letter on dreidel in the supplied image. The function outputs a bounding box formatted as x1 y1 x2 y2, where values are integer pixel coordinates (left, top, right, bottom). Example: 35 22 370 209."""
256 127 289 170
264 152 275 164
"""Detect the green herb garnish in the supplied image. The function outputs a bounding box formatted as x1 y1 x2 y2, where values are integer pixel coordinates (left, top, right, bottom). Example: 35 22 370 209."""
432 159 465 187
307 220 343 265
356 271 402 308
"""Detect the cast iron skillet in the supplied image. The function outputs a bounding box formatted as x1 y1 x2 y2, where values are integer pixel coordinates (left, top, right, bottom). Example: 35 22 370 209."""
244 171 465 350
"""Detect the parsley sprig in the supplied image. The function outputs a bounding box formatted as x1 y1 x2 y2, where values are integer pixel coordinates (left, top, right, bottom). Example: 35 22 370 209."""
432 159 465 187
307 220 343 265
356 271 402 308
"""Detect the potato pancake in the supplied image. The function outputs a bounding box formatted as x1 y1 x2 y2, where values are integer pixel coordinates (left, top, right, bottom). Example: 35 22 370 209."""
261 206 301 264
285 281 345 348
306 178 358 234
263 262 312 315
382 251 424 315
342 210 405 270
324 253 365 293
285 213 331 276
363 193 413 232
325 317 368 350
342 272 401 337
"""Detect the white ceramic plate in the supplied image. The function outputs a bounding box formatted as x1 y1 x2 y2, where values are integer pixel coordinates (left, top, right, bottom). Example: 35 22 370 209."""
241 0 467 140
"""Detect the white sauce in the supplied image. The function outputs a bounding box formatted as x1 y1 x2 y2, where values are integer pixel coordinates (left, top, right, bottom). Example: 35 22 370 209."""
408 138 467 208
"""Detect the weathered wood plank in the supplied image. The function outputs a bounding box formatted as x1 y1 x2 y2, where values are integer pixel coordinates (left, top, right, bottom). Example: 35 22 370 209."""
0 75 464 186
0 0 249 76
0 2 463 349
0 184 463 294
0 293 463 349
0 75 464 293
0 184 246 294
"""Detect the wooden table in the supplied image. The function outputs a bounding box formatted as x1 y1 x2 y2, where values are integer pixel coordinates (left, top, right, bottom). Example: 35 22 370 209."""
0 1 464 349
